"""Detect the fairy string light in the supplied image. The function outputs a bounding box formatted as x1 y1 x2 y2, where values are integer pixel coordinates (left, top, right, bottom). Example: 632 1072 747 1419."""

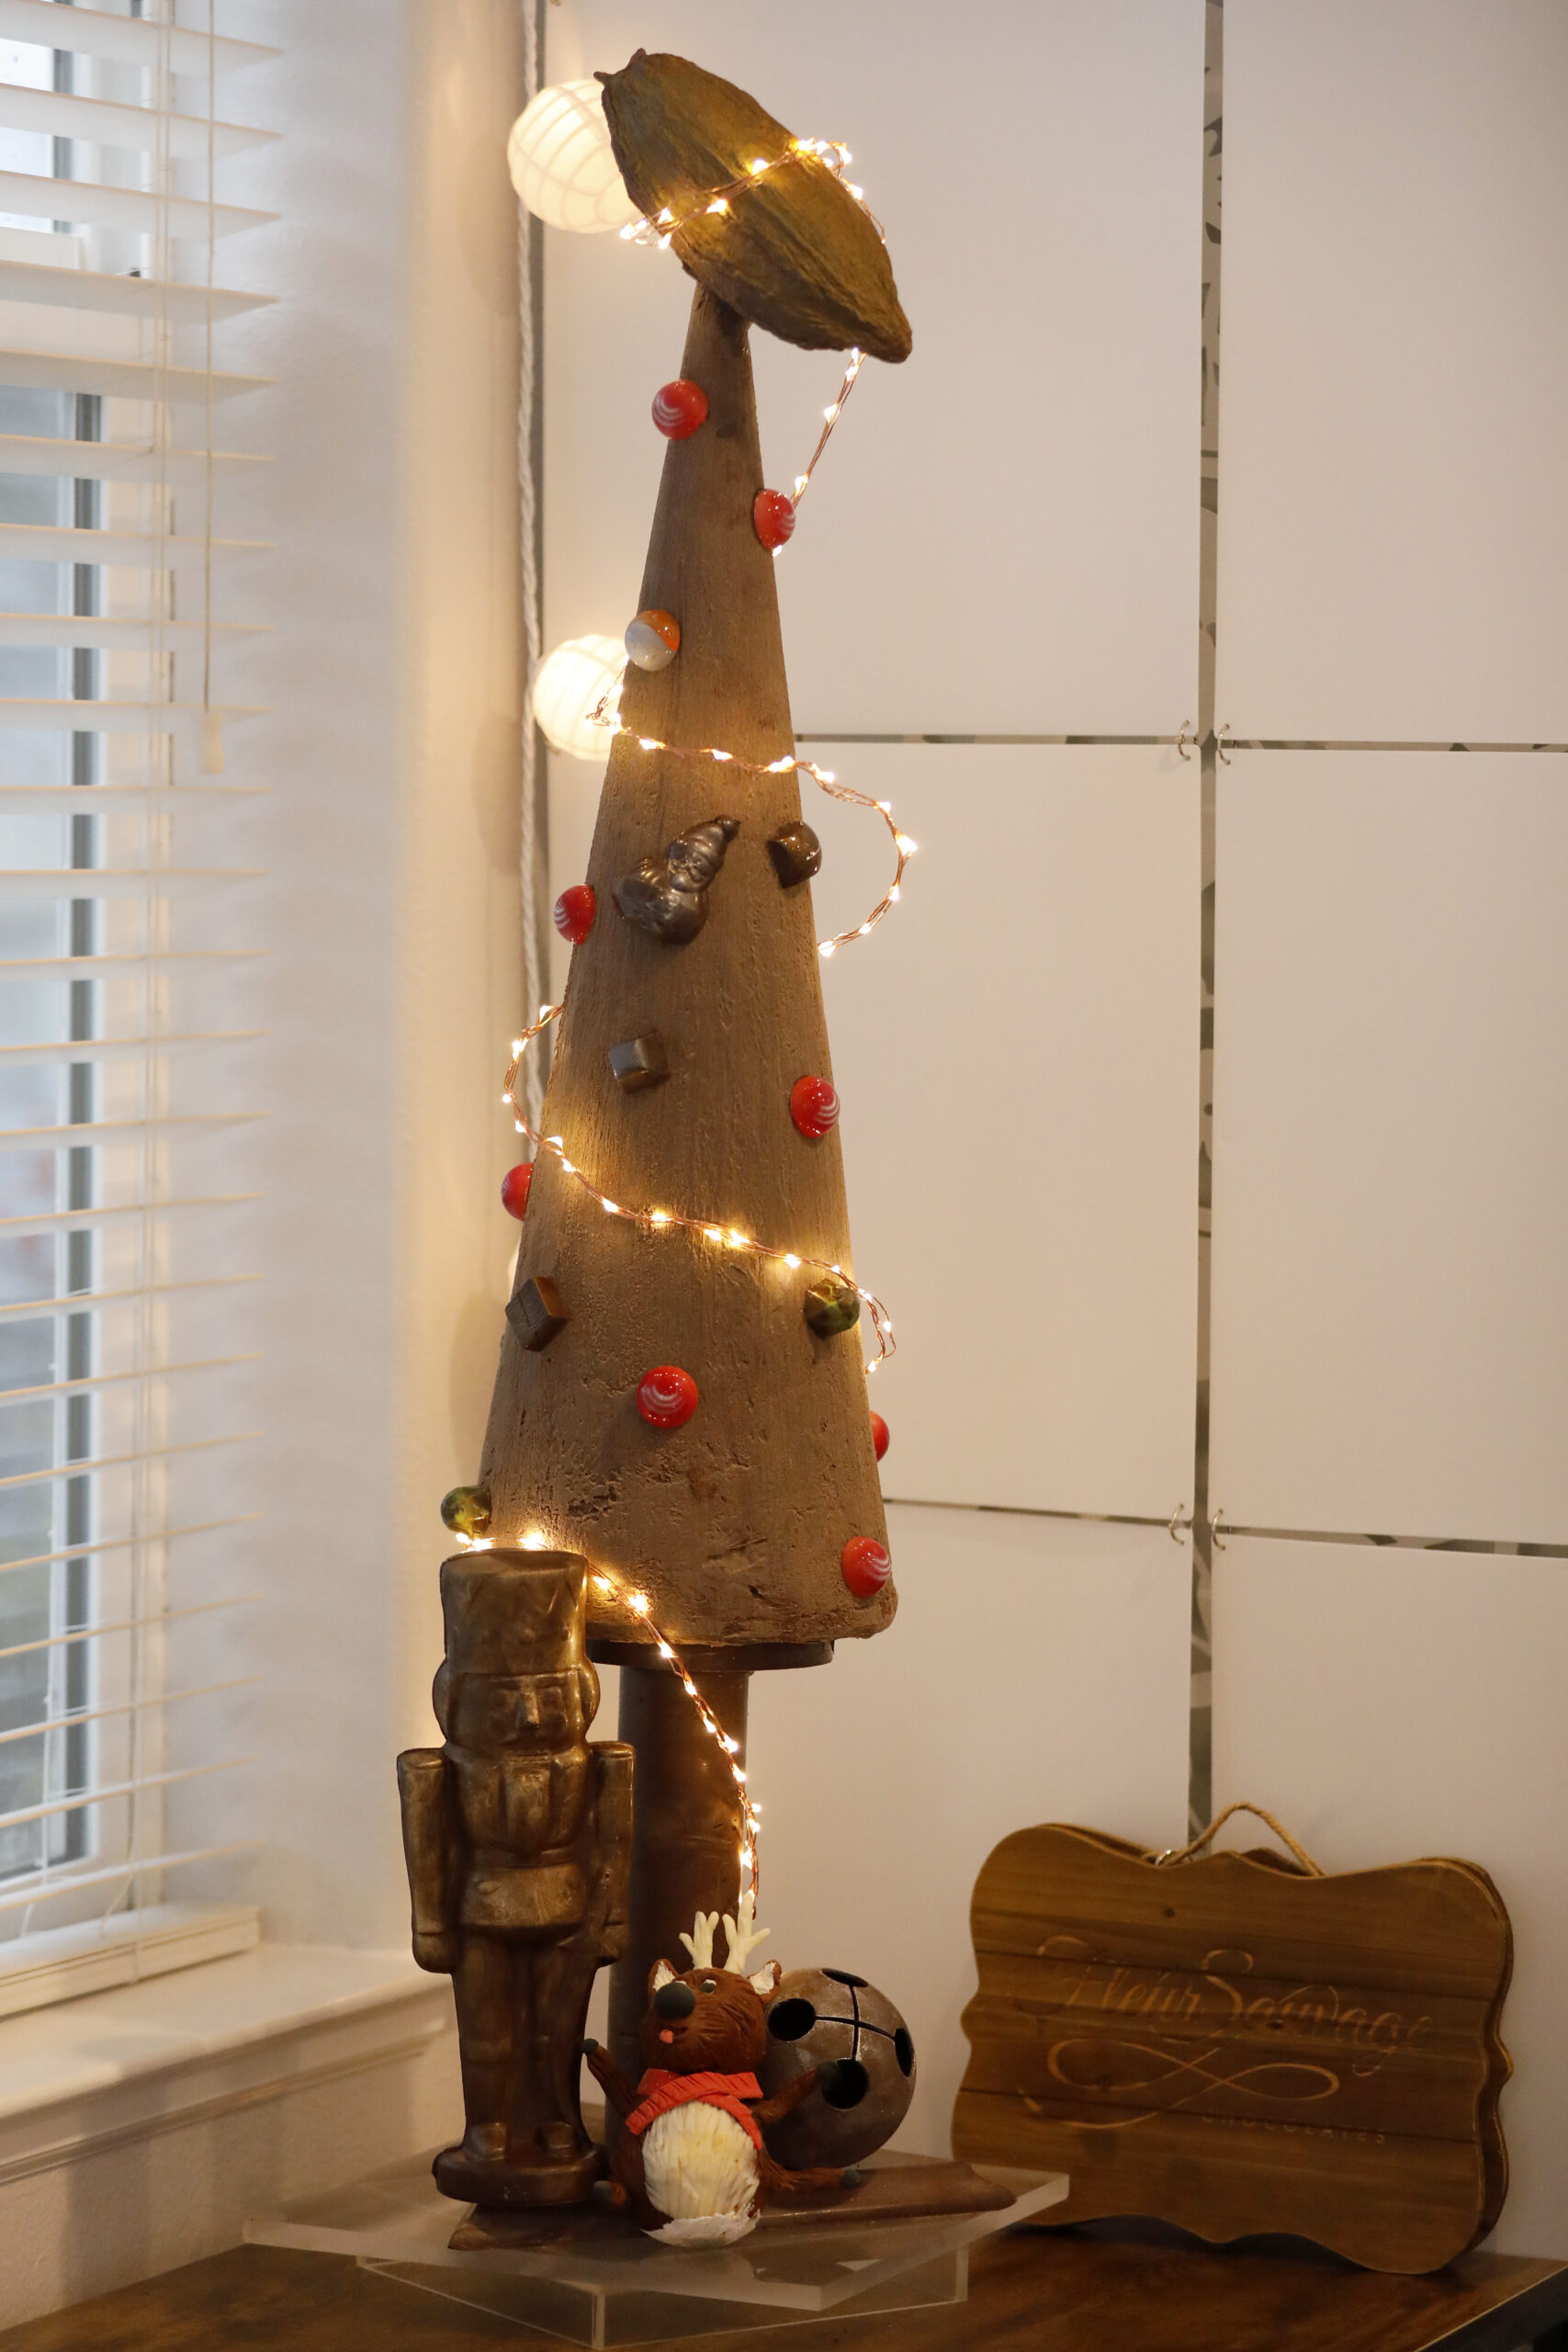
578 724 918 956
624 137 877 530
455 1531 761 1904
617 135 883 254
790 348 864 514
502 1005 895 1375
502 136 899 1909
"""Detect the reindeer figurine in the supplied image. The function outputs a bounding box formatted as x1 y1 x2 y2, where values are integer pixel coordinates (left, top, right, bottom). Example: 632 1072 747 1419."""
583 1894 852 2244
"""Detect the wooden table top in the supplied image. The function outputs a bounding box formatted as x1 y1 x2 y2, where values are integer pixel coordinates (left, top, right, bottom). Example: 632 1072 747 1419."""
4 2227 1565 2352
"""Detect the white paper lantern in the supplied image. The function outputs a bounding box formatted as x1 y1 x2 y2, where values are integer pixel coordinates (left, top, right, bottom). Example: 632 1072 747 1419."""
507 81 639 234
531 635 624 761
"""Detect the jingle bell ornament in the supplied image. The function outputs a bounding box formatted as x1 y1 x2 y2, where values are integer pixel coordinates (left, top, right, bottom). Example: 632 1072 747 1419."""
501 1163 534 1220
625 609 681 672
761 1967 915 2170
637 1364 699 1429
554 883 596 944
790 1076 839 1140
753 490 795 552
652 379 708 439
841 1536 890 1597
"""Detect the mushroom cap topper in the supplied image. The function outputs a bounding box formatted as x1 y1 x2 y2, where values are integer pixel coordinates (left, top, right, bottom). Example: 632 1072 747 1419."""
597 51 911 365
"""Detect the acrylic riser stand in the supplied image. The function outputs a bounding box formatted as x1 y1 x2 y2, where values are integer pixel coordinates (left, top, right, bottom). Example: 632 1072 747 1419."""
245 2145 1069 2346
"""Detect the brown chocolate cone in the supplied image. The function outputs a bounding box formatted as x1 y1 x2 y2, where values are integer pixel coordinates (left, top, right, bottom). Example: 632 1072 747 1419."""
479 285 893 1654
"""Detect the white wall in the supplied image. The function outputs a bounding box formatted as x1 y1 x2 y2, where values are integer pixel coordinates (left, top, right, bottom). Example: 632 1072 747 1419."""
1212 0 1568 2256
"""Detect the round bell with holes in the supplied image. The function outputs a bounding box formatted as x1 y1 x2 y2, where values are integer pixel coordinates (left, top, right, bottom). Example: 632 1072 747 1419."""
759 1967 915 2168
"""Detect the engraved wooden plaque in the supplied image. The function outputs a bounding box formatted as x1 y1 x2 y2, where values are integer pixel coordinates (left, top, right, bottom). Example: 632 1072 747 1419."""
953 1824 1513 2274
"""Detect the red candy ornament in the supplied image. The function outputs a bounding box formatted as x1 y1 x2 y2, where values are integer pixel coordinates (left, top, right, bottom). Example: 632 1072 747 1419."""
554 883 596 944
501 1163 534 1221
653 379 708 440
753 489 796 551
637 1364 699 1430
790 1075 840 1140
870 1411 890 1462
841 1536 891 1597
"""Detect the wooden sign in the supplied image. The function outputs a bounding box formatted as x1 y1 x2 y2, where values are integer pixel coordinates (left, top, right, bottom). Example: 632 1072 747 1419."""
953 1817 1513 2273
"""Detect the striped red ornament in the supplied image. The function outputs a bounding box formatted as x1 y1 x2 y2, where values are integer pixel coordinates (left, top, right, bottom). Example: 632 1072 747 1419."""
790 1075 840 1139
841 1536 891 1597
652 378 709 439
637 1364 699 1430
753 489 796 550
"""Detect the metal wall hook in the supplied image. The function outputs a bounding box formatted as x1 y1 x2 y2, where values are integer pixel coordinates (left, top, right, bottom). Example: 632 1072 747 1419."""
1176 719 1194 760
1168 1506 1191 1543
1210 1505 1227 1551
1215 722 1233 765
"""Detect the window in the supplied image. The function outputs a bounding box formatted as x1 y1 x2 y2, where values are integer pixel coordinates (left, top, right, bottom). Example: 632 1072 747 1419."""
0 2 271 1996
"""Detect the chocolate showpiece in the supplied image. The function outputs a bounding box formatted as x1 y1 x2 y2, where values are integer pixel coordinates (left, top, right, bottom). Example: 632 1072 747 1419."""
760 1966 916 2170
398 1549 633 2209
766 821 822 888
804 1277 862 1338
508 1272 570 1351
608 1032 671 1091
614 815 740 945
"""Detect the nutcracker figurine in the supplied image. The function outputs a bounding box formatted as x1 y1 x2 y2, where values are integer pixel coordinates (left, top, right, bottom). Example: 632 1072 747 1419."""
397 1546 633 2207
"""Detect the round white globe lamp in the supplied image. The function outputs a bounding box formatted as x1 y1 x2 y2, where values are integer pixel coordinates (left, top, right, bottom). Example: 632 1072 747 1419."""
506 81 639 233
531 635 624 761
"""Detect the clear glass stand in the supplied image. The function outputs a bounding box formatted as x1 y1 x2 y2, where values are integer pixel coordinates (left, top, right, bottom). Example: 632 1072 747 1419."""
245 2147 1069 2347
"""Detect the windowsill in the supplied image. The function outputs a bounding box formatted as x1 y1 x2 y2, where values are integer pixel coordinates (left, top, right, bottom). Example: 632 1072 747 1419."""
0 1941 455 2188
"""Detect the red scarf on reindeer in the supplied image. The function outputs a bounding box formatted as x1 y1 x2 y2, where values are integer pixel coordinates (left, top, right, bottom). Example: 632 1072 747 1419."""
626 2069 764 2149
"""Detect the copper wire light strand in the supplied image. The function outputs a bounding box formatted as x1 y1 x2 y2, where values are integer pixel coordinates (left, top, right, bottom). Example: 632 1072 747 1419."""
592 1576 762 1903
573 729 918 956
618 136 883 254
502 1006 895 1375
790 350 864 514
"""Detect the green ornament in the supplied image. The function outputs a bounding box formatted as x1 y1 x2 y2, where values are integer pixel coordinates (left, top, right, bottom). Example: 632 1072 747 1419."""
440 1483 491 1538
804 1278 862 1339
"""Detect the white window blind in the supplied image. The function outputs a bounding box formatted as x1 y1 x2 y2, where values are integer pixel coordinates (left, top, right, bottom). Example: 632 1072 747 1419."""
0 0 271 1995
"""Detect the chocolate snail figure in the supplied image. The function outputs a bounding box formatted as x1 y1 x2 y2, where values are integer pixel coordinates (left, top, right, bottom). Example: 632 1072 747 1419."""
614 814 739 944
583 1896 852 2244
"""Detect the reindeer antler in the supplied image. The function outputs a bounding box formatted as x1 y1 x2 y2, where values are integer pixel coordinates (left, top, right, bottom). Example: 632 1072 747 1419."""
721 1886 771 1977
678 1910 720 1969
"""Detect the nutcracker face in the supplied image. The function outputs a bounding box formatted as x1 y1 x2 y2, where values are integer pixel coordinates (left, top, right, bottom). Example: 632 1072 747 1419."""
435 1664 596 1752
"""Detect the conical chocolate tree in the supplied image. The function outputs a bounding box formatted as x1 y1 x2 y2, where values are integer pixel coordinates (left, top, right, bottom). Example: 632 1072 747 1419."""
476 50 911 2127
482 282 894 1652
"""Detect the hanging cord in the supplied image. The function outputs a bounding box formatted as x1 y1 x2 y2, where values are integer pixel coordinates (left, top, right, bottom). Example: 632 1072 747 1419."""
1146 1800 1325 1877
514 1 545 1129
199 0 220 774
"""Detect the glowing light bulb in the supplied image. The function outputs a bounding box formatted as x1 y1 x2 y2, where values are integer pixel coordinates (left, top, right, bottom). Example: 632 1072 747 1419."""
506 80 639 233
750 157 769 175
819 940 836 958
628 1590 650 1616
706 198 728 214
